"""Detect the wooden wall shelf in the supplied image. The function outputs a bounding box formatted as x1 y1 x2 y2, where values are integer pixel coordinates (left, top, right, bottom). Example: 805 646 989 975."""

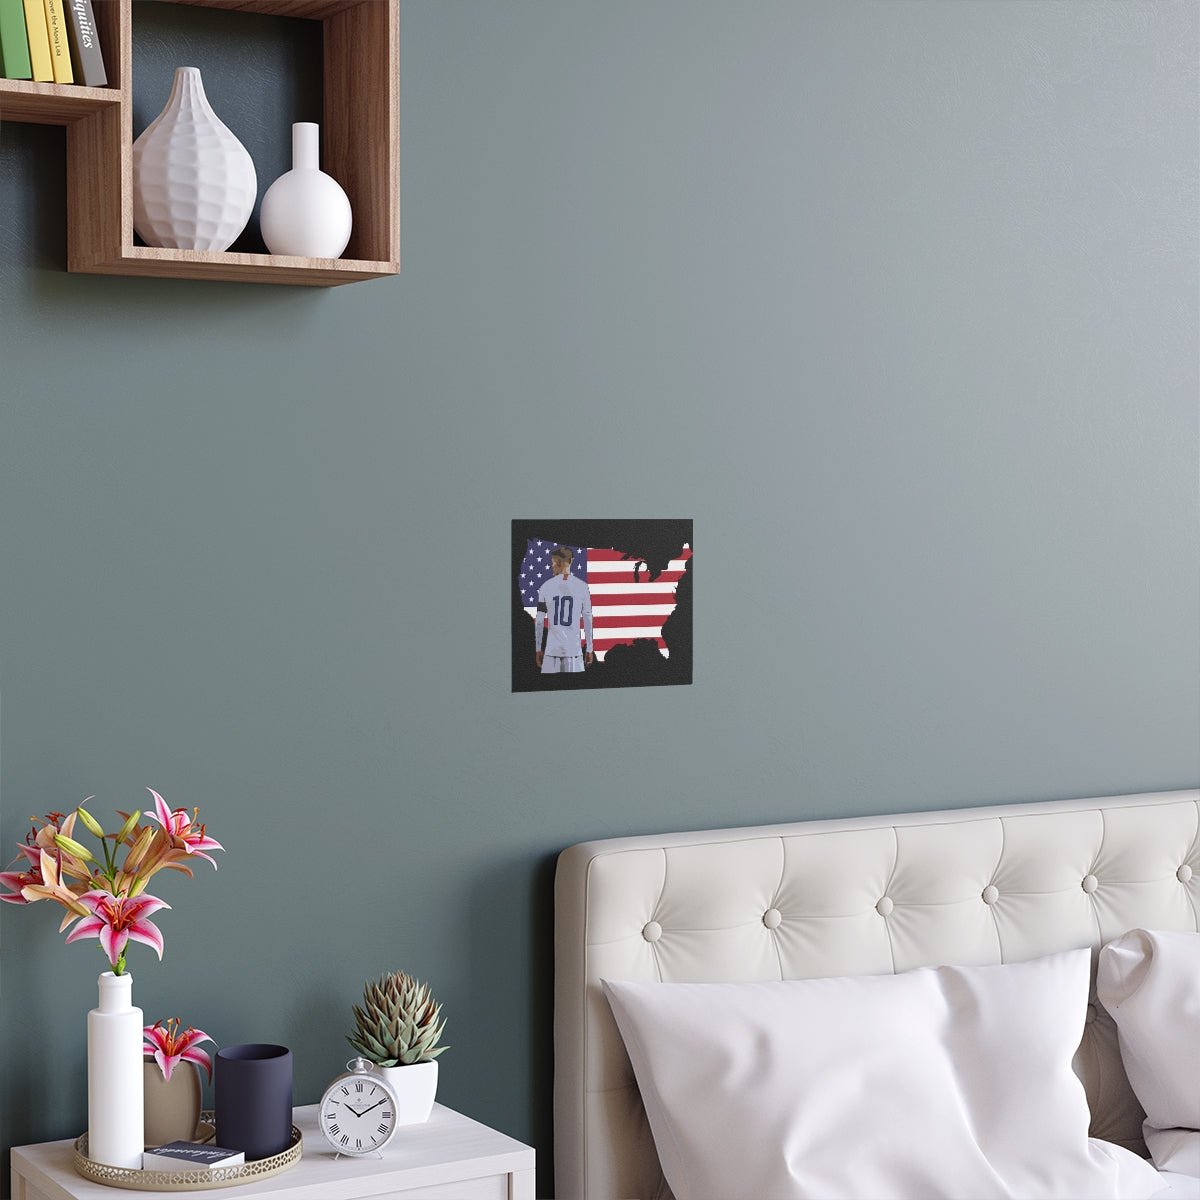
0 0 399 286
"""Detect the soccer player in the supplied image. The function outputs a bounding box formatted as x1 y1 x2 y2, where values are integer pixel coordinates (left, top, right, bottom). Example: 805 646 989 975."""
535 546 594 673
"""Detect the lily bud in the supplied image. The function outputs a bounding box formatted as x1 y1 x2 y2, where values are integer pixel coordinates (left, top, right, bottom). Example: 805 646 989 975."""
53 833 95 863
75 806 106 839
120 825 158 879
114 810 142 845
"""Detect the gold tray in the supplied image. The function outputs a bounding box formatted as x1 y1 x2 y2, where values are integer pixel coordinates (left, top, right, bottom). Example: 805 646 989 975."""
74 1112 302 1191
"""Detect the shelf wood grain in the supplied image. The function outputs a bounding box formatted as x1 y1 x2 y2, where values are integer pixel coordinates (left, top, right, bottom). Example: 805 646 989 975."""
2 0 399 286
0 80 120 124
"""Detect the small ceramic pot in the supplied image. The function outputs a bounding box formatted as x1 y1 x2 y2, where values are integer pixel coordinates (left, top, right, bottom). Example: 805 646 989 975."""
373 1060 438 1125
143 1060 202 1149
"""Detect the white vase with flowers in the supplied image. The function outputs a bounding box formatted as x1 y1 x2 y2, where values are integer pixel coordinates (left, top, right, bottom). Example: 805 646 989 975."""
1 789 224 1168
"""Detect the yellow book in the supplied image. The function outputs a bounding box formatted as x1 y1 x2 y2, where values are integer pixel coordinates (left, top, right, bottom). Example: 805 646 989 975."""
23 0 52 81
42 0 71 83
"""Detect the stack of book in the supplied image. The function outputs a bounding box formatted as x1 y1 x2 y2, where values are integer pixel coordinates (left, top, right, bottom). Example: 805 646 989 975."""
143 1141 246 1171
0 0 105 85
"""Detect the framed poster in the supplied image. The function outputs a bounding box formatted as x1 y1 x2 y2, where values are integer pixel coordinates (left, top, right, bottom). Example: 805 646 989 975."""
512 518 693 692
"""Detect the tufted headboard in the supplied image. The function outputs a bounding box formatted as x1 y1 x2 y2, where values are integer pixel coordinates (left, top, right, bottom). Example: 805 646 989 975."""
553 790 1200 1200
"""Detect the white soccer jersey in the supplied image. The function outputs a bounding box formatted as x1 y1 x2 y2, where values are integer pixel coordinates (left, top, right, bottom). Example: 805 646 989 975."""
536 572 593 658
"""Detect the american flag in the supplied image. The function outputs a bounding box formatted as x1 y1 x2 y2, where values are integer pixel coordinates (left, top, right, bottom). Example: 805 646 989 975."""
520 539 692 661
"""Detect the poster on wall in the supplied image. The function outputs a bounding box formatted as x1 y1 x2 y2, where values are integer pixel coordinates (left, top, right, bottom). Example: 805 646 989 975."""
512 519 693 692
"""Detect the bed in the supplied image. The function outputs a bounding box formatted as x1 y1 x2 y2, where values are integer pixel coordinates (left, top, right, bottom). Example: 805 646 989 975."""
554 789 1200 1200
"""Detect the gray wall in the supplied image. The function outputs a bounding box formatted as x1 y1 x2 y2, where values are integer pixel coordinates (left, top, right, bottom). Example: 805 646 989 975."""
1 2 1196 1193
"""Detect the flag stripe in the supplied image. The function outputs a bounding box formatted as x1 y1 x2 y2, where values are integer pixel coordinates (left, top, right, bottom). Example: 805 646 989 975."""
592 633 676 643
592 602 679 614
526 609 674 627
588 582 681 596
588 590 680 605
584 558 691 576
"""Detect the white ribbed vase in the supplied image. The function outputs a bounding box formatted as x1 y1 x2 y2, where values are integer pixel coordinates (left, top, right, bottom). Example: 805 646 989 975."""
260 122 352 258
88 972 145 1169
132 66 257 251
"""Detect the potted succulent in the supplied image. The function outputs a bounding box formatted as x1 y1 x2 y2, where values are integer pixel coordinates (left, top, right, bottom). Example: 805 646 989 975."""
346 971 448 1125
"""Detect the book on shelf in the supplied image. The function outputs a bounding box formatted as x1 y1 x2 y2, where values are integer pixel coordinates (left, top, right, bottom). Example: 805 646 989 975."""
143 1142 245 1171
61 0 102 85
41 0 71 83
22 0 51 80
0 0 33 80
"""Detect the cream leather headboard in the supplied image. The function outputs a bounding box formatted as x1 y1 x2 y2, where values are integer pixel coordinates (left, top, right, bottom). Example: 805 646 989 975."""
553 790 1200 1200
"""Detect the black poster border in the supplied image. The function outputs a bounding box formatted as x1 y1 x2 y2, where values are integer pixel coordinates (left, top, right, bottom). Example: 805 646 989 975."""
511 518 693 693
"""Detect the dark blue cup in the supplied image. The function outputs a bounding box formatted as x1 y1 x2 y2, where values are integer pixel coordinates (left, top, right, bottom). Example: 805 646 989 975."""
214 1043 293 1160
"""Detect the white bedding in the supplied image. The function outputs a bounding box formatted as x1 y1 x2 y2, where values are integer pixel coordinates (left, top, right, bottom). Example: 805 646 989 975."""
604 950 1163 1200
554 789 1200 1200
1098 929 1200 1178
1150 1174 1200 1200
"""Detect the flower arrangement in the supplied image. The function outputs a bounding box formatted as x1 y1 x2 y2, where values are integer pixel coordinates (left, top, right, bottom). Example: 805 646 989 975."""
347 970 449 1067
144 1017 214 1082
0 788 223 975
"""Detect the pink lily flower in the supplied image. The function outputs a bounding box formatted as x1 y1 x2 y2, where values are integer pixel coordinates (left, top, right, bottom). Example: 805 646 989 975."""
3 813 94 903
2 846 91 921
143 1017 214 1082
65 890 171 971
0 843 42 905
31 810 78 852
20 850 91 926
5 791 223 971
0 865 34 904
145 789 224 869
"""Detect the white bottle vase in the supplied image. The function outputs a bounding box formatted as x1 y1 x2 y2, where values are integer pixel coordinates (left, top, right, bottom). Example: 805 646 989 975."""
132 66 257 251
88 972 145 1169
260 122 353 259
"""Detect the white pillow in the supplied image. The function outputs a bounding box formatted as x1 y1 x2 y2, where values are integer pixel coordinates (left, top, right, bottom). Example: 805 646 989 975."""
1098 929 1200 1178
604 950 1164 1200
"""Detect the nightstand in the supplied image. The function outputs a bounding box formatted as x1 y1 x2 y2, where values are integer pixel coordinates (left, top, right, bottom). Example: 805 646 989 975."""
11 1103 535 1199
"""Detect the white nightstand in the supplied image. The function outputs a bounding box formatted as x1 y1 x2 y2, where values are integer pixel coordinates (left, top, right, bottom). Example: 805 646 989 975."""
10 1103 535 1200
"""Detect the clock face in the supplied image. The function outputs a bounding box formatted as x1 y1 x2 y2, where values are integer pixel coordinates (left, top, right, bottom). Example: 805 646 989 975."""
319 1074 397 1155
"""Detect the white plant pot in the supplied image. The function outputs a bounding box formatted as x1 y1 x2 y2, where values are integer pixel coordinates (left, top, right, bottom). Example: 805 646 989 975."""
88 972 145 1169
373 1061 438 1126
132 66 257 251
260 122 352 259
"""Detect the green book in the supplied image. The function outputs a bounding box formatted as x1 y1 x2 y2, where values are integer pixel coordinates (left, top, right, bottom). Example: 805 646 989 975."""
0 0 33 79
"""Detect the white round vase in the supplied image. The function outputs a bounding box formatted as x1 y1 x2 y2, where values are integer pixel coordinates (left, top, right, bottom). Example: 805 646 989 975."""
132 66 257 251
88 972 145 1170
260 122 352 259
374 1060 438 1125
